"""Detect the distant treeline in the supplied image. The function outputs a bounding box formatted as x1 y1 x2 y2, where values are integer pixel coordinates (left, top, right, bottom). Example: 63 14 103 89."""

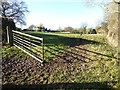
16 22 109 34
16 27 98 34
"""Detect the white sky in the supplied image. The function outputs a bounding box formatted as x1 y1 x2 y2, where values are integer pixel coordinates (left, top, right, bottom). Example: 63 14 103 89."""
18 0 111 30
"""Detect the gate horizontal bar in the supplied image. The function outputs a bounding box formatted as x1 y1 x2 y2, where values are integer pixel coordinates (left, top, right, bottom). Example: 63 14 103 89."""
12 30 43 41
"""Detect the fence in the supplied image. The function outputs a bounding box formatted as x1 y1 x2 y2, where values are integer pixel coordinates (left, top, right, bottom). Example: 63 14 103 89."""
12 30 44 63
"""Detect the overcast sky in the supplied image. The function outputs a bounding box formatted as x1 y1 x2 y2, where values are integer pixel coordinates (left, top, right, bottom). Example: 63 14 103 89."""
19 0 111 29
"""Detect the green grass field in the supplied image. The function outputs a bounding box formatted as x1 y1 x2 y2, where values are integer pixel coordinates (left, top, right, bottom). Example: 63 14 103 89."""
22 31 118 60
22 32 119 87
2 31 120 89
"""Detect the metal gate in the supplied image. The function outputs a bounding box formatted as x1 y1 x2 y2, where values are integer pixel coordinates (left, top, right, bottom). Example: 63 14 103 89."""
12 30 44 63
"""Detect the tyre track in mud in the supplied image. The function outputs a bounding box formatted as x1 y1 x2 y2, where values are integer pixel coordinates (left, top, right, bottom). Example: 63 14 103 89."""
2 45 94 85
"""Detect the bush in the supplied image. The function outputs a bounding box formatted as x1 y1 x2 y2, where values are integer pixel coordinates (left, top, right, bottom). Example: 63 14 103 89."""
90 29 97 34
71 30 80 34
16 27 22 31
22 29 28 31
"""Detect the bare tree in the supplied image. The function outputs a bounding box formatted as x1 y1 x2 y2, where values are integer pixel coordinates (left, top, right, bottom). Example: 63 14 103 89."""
64 26 74 32
28 24 36 31
37 24 45 32
83 0 110 9
57 27 63 32
1 0 29 43
1 0 29 25
80 22 88 34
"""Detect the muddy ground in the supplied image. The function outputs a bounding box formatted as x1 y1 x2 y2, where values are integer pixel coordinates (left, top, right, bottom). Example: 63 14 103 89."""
2 45 114 90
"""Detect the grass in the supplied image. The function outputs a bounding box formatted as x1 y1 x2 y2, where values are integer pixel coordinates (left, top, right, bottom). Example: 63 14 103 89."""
2 31 120 89
21 31 82 61
2 44 25 58
23 31 118 60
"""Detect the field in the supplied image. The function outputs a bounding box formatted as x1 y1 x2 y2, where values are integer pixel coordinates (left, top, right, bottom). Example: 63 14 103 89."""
2 31 120 89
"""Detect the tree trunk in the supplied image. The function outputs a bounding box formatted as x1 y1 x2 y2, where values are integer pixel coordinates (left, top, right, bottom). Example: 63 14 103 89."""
2 17 15 46
107 2 119 48
2 17 8 42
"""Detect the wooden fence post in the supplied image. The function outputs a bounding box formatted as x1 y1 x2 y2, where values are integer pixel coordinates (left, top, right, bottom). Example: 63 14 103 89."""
7 26 13 46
